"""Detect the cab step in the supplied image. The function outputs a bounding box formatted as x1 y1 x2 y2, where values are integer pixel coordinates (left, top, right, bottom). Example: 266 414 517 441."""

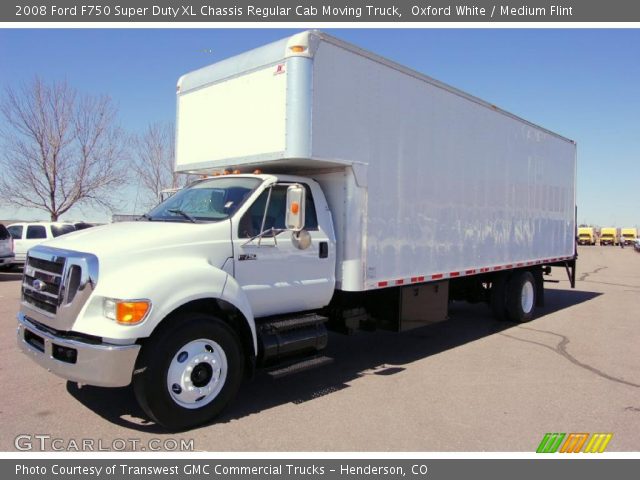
266 355 334 379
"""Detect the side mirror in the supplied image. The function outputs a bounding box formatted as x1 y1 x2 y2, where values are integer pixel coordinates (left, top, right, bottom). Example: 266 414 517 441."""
285 184 306 232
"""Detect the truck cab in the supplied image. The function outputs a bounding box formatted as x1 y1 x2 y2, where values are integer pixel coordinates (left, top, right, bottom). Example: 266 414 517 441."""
600 228 617 246
620 228 637 246
577 227 596 246
17 172 335 429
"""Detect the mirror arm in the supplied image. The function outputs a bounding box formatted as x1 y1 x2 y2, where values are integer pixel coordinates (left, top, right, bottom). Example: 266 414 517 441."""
241 227 286 247
257 186 273 247
241 233 261 247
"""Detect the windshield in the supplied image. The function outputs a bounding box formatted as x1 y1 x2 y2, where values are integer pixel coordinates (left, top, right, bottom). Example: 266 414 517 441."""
146 177 262 223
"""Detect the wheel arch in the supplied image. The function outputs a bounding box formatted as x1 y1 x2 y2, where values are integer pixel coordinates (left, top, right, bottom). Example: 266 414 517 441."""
140 275 258 378
159 298 257 378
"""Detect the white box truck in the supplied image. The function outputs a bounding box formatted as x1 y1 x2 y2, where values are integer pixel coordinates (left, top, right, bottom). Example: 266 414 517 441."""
17 31 577 430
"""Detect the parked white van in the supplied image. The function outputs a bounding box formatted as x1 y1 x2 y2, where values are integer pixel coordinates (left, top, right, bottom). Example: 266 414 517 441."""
7 222 76 265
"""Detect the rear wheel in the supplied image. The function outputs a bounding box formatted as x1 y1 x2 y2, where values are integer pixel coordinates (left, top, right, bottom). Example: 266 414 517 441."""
133 314 244 431
506 271 536 323
490 273 509 321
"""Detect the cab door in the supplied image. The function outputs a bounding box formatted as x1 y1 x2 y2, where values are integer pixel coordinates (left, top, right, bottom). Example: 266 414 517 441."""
232 183 335 318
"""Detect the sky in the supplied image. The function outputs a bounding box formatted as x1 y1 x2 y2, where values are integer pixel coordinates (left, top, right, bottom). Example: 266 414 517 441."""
0 28 639 226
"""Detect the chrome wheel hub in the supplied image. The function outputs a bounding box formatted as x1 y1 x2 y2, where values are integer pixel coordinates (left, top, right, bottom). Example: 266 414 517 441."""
167 339 227 409
521 280 534 314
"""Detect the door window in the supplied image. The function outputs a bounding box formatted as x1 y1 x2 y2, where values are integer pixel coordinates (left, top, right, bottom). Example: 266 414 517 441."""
26 225 47 239
51 224 76 237
238 184 318 238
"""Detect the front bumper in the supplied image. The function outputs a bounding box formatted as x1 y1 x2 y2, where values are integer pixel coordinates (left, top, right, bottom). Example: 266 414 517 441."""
17 312 140 387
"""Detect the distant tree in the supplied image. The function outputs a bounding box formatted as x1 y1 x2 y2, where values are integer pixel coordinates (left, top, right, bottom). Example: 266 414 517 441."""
0 77 128 221
132 122 186 207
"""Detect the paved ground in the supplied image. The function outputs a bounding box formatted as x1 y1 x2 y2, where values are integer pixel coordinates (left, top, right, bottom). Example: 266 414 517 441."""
1 246 638 452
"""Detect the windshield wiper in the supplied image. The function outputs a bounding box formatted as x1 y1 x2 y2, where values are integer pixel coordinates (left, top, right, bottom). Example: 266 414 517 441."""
168 208 197 223
139 213 153 221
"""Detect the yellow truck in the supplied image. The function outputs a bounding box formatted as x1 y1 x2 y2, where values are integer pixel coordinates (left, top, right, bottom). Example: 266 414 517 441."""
600 227 618 246
577 227 596 245
620 228 638 246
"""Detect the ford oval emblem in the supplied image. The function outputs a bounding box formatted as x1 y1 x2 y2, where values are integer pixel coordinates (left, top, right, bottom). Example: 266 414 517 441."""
32 279 46 292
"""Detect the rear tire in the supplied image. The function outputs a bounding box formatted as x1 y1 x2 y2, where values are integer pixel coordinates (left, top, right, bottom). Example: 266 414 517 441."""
490 273 509 321
133 313 244 431
506 271 536 323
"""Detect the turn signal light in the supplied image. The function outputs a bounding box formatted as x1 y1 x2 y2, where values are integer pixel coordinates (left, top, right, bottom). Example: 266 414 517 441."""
116 301 150 325
104 299 151 325
291 201 300 214
290 45 306 53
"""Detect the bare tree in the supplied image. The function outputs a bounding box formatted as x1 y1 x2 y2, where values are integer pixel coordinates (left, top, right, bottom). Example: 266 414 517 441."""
132 122 185 208
0 77 128 220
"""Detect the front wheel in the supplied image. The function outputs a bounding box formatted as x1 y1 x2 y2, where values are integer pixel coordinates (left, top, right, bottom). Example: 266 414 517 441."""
133 314 244 431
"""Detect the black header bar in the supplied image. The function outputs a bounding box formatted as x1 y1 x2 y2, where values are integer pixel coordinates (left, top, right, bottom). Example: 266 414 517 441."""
4 1 640 23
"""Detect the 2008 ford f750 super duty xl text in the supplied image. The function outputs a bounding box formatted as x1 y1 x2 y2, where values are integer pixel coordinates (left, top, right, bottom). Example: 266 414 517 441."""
17 31 577 430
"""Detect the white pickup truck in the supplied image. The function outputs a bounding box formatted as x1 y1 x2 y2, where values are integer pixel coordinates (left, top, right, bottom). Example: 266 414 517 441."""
17 31 577 430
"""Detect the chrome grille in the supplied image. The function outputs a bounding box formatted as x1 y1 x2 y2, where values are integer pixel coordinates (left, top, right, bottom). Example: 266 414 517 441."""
22 256 66 315
20 246 98 330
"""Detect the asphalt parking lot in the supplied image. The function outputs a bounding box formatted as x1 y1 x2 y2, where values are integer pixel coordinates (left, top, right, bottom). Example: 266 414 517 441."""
0 246 638 452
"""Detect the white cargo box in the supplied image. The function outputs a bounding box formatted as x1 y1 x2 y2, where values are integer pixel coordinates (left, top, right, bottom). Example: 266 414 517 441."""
176 31 577 292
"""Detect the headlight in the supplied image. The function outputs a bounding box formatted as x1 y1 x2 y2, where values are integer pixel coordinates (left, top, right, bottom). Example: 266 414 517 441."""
103 298 151 325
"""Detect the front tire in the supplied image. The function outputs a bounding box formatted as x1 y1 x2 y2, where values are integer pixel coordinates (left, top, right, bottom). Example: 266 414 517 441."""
133 314 244 431
506 271 536 323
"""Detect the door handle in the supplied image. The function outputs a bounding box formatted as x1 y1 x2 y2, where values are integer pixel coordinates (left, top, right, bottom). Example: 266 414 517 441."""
319 242 328 259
